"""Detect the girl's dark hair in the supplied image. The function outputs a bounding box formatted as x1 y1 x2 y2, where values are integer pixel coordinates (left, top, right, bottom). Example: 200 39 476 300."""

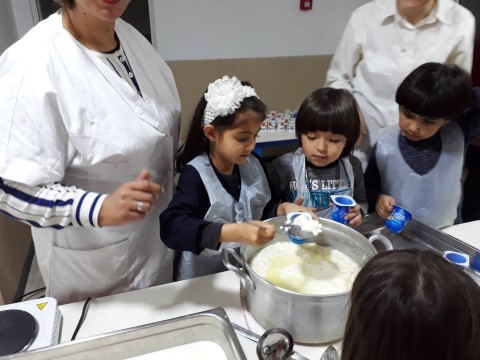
295 87 360 157
176 81 266 171
396 62 473 120
342 249 480 360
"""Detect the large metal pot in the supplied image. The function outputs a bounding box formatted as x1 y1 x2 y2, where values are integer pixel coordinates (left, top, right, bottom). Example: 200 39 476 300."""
222 216 392 344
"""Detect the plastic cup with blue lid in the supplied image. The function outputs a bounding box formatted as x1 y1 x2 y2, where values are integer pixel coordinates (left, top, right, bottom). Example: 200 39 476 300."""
330 195 357 224
385 205 412 234
443 251 470 269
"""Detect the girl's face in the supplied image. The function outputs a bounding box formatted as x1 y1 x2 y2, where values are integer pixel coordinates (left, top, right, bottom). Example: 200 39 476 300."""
72 0 131 22
301 131 347 167
399 107 447 141
206 110 263 174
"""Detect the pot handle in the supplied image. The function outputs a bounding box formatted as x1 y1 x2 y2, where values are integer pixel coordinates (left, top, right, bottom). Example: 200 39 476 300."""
367 234 393 251
222 248 256 290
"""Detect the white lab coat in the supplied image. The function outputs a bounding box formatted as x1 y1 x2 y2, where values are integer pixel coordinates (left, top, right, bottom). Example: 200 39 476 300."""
0 12 181 304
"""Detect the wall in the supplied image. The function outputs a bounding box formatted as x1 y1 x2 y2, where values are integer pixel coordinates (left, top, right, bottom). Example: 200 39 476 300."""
0 1 19 54
168 55 333 139
153 0 368 138
151 0 366 60
0 214 32 304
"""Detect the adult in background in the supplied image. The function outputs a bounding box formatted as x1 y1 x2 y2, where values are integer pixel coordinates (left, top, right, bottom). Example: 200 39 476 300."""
0 0 180 304
326 0 475 167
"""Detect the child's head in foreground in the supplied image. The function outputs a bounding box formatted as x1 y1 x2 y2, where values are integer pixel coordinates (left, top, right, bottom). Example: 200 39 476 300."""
395 62 473 142
342 249 480 360
295 87 361 167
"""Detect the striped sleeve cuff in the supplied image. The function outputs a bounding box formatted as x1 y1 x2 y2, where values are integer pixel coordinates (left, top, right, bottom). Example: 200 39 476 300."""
71 191 108 227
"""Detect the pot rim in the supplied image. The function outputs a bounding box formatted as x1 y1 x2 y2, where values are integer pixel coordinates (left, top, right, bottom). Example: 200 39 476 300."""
239 216 373 298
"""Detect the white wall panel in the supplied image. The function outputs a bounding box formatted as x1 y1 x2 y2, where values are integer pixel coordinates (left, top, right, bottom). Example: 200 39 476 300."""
151 0 367 60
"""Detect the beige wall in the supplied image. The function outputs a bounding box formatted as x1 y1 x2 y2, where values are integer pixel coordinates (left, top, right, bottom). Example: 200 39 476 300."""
0 213 31 304
168 55 332 140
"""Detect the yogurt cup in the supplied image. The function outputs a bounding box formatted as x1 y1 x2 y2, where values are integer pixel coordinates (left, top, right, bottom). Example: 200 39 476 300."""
330 195 357 224
385 205 412 234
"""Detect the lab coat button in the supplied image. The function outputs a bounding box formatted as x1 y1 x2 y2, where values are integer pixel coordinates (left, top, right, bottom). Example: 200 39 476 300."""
136 108 143 115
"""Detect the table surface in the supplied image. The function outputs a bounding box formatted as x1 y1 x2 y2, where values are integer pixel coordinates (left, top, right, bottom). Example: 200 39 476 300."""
256 130 297 144
58 271 334 359
58 221 480 359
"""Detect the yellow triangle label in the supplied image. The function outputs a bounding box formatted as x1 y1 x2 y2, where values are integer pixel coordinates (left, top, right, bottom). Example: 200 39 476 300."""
36 302 47 310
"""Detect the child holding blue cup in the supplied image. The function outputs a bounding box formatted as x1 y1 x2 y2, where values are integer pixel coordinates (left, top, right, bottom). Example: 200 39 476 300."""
365 63 480 229
268 88 367 226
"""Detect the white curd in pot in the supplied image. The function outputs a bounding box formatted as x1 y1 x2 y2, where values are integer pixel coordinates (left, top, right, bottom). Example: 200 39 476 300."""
250 242 360 295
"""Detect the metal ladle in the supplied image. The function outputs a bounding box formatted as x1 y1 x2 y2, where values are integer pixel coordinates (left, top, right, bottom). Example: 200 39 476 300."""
281 212 321 244
232 323 338 360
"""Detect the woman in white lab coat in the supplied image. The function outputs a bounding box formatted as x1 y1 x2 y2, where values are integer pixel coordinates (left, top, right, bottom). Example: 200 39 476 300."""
0 0 181 304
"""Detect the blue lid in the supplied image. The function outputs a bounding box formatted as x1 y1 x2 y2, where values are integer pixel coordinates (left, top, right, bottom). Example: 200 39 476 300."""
289 235 305 245
443 251 469 267
330 195 356 207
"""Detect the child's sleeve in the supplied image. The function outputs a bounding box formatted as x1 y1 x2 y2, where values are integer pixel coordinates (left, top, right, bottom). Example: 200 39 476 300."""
363 145 383 213
349 155 367 215
159 165 217 254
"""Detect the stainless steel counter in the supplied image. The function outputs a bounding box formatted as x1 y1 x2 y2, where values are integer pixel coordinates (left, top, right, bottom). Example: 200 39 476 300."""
356 213 480 283
3 308 246 360
357 214 479 254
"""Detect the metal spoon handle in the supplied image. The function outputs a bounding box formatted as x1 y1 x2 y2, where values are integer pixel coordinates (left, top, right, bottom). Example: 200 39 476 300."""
232 323 260 342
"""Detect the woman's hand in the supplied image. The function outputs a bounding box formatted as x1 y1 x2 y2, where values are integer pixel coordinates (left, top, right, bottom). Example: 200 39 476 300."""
344 204 363 226
375 194 395 219
276 198 318 220
221 221 276 247
98 170 164 227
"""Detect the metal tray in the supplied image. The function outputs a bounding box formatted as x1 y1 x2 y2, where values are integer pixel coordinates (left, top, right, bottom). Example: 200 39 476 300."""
3 308 246 360
356 213 480 282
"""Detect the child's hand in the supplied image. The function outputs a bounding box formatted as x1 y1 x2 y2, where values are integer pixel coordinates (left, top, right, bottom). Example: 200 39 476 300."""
277 201 318 220
375 194 395 219
344 204 363 227
221 221 276 247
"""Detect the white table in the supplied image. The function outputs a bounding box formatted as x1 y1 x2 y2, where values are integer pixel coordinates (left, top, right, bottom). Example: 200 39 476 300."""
442 220 480 250
58 271 332 359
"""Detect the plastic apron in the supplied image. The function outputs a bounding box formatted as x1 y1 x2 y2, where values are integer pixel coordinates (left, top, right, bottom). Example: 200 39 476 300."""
176 154 271 281
0 13 180 304
289 149 354 218
376 124 463 229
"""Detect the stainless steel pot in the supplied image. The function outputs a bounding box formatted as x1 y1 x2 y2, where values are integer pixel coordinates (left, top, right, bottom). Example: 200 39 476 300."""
222 216 392 344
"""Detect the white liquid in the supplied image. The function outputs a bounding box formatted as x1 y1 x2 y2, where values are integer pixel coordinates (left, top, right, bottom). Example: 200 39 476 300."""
126 341 228 360
250 242 359 295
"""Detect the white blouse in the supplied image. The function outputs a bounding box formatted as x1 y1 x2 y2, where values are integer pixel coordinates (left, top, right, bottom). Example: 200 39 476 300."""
325 0 475 134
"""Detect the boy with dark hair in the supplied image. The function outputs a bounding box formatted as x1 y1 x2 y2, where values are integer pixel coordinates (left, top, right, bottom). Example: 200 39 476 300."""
365 62 480 228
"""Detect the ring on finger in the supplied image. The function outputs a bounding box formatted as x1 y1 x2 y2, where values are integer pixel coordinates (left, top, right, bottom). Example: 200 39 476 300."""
136 200 144 212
